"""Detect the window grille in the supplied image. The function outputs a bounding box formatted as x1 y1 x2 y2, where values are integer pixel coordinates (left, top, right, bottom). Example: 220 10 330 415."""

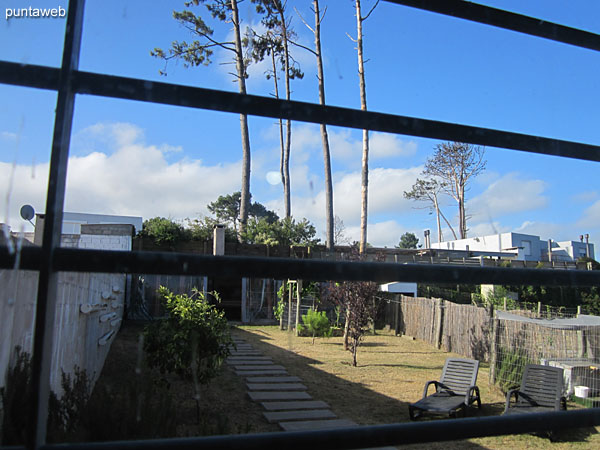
1 0 600 448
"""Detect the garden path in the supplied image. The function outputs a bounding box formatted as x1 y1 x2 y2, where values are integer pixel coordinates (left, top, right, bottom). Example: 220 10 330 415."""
227 336 395 449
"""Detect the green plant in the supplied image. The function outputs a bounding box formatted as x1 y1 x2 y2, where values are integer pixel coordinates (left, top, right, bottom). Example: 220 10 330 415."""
138 217 191 246
301 309 332 344
143 286 231 382
334 305 342 327
495 347 534 393
1 347 32 445
273 298 285 321
47 367 92 442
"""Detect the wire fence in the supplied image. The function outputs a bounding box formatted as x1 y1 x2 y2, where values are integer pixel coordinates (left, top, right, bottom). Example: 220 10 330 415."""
380 294 600 406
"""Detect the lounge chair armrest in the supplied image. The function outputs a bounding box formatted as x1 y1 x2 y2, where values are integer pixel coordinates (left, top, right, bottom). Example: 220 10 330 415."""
422 380 439 398
504 389 520 412
465 385 481 406
559 396 567 410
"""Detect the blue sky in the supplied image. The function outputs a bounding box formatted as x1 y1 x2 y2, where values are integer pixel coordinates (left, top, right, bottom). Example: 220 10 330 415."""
1 0 599 248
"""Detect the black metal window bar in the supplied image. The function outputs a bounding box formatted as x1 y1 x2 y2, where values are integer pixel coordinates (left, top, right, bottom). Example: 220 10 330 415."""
2 0 600 448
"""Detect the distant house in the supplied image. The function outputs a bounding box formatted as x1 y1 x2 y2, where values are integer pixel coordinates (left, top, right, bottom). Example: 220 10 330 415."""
430 232 594 262
32 211 143 251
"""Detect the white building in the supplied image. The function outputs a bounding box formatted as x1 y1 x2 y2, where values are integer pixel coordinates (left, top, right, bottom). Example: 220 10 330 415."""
32 212 142 251
430 232 594 262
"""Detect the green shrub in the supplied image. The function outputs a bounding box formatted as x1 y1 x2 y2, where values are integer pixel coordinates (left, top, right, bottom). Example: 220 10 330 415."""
301 309 331 344
1 348 177 444
273 298 285 321
143 286 231 382
495 347 534 393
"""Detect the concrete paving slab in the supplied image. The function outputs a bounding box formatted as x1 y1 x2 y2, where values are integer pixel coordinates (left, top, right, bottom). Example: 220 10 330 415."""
246 376 301 383
235 370 288 376
229 360 273 365
248 391 312 401
234 365 285 371
263 409 336 423
247 383 307 391
261 400 330 411
279 419 356 432
227 356 272 361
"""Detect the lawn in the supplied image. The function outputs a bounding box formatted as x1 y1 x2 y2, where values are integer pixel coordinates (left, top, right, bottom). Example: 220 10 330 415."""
234 325 600 449
90 322 599 448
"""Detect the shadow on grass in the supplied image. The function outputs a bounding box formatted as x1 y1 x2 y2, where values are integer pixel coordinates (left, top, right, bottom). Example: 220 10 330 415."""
233 328 489 449
360 363 445 370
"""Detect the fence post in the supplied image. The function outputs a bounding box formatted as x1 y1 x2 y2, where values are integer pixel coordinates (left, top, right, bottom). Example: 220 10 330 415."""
489 313 499 384
295 280 302 336
287 280 293 332
394 295 400 336
537 301 542 317
435 299 444 350
241 278 248 323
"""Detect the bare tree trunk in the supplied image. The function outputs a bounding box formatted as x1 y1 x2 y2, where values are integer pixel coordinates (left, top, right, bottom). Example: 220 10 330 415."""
439 207 458 240
270 51 288 218
459 189 466 238
356 0 369 255
343 307 350 351
433 195 443 243
314 0 334 250
280 8 292 219
232 0 251 241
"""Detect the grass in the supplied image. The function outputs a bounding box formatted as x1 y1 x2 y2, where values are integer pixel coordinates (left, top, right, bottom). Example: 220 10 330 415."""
89 322 278 442
234 325 600 449
90 322 599 447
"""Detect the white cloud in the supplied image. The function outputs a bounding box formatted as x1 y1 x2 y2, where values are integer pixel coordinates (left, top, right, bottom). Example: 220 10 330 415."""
1 131 18 142
370 133 417 159
514 220 566 241
578 200 600 229
468 172 548 220
571 191 598 203
280 165 422 246
345 220 408 248
1 122 241 231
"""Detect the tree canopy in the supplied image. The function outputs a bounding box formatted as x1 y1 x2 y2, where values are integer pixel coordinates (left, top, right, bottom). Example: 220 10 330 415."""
397 232 419 249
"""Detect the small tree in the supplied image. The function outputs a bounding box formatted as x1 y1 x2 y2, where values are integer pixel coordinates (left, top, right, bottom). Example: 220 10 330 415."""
423 142 486 239
301 309 331 344
326 279 379 366
139 217 190 246
207 191 279 235
143 286 231 382
397 232 419 249
243 216 320 246
404 178 457 243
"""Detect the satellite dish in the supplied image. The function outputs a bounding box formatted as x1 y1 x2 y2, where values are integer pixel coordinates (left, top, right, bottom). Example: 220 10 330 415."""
20 204 35 222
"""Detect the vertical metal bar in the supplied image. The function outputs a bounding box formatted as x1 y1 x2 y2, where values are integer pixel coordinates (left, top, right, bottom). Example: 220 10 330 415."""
29 0 86 447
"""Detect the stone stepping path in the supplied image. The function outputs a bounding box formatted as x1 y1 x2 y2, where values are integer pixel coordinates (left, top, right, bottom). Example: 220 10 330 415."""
228 337 345 431
229 360 274 365
235 369 288 376
229 337 396 449
264 409 337 423
248 391 312 401
261 400 329 411
279 419 357 431
234 364 287 371
247 376 301 383
247 382 307 391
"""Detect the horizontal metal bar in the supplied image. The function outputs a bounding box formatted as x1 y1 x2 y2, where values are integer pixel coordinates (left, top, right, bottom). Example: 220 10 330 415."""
1 246 599 286
0 61 60 90
1 61 599 162
37 409 600 450
71 70 600 162
386 0 600 52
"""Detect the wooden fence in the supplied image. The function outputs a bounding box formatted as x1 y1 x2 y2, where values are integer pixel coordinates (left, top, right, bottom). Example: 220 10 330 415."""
392 296 493 361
